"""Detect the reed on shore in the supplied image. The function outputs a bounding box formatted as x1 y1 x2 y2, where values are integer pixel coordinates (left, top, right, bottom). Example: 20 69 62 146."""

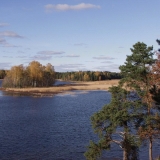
2 80 119 96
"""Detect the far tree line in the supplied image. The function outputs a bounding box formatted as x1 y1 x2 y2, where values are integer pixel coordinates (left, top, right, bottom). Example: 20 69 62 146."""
0 65 122 88
56 71 121 81
0 70 121 81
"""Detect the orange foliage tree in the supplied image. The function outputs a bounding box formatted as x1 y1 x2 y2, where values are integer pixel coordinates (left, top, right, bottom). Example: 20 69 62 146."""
2 61 55 88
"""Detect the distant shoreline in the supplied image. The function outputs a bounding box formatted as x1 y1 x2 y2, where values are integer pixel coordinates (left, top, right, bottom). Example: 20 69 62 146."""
1 80 119 97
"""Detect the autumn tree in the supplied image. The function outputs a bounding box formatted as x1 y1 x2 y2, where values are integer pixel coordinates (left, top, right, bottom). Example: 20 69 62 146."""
94 71 100 81
84 73 90 81
2 61 55 88
27 61 43 87
150 40 160 105
150 58 160 105
43 63 55 86
2 65 25 88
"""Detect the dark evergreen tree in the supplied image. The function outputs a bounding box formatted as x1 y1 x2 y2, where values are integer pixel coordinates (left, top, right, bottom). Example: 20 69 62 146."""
119 42 160 160
85 42 160 160
84 86 139 160
0 70 6 79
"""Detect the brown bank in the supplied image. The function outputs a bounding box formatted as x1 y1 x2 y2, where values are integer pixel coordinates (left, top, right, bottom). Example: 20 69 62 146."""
1 80 119 97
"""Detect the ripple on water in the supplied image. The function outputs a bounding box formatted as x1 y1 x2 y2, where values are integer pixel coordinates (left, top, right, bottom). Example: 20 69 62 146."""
0 88 160 160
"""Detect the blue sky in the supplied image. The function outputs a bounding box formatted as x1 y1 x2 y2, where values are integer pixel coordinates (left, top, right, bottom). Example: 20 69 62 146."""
0 0 160 72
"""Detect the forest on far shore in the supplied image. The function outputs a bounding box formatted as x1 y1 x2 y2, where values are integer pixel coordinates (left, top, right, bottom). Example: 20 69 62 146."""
0 67 122 85
56 71 121 81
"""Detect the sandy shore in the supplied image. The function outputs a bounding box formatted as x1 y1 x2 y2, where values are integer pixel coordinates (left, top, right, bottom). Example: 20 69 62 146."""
2 80 119 97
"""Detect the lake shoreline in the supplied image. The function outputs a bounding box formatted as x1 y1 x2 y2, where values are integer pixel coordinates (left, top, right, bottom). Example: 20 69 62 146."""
1 80 119 97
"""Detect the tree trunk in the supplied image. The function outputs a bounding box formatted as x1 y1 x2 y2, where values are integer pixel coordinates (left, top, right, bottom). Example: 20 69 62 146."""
123 148 128 160
149 137 153 160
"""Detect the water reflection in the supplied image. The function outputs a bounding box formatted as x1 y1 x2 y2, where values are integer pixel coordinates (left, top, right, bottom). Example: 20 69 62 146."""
54 80 74 86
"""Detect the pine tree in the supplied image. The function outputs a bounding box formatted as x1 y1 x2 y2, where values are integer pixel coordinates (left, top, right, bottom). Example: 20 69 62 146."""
85 42 160 160
84 86 139 160
119 42 160 160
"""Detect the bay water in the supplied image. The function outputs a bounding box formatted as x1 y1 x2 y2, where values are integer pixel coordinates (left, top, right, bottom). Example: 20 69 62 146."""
0 80 159 160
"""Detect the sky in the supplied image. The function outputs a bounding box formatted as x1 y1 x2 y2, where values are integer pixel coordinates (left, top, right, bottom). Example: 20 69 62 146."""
0 0 160 72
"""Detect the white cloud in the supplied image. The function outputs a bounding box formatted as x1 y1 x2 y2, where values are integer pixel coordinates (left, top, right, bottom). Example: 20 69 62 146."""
85 60 95 62
57 64 84 68
37 51 65 55
0 37 18 47
93 56 115 60
3 56 13 58
45 3 100 12
25 48 31 50
0 30 23 47
94 64 120 72
65 54 80 57
2 43 18 47
17 51 25 54
0 23 9 27
31 51 66 61
30 55 52 61
55 63 85 72
101 61 113 63
0 31 23 38
58 54 80 58
16 56 27 58
0 38 6 44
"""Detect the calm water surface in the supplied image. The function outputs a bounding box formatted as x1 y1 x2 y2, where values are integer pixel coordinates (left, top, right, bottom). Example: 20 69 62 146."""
0 80 159 160
54 80 74 86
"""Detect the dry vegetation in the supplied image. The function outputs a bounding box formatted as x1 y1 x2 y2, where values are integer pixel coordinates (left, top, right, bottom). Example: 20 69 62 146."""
3 80 119 97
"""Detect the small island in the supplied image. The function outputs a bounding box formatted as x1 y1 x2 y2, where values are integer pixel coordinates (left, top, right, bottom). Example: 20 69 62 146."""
0 61 120 96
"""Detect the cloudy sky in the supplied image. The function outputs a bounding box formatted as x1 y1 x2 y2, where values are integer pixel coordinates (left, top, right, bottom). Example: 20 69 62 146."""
0 0 160 72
